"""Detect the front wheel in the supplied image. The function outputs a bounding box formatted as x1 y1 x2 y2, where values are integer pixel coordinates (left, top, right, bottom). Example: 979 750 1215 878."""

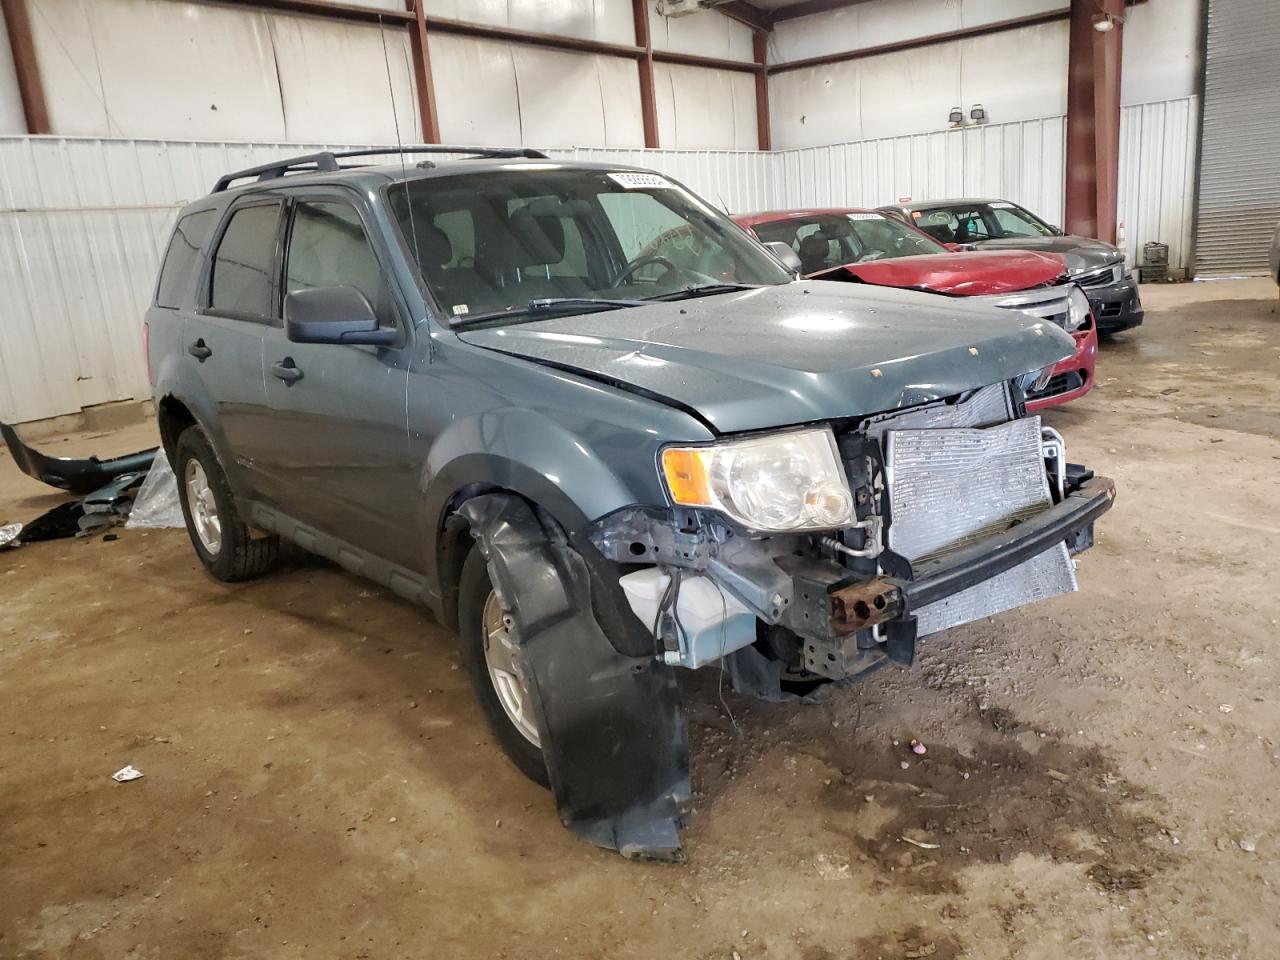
458 547 549 787
173 426 279 582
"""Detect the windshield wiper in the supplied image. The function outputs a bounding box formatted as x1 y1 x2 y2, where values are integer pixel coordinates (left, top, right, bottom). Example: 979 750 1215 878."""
648 282 761 302
453 297 647 327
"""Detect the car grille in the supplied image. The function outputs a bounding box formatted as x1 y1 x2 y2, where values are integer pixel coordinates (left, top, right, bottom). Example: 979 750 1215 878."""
1074 263 1124 287
1028 370 1087 400
975 287 1072 330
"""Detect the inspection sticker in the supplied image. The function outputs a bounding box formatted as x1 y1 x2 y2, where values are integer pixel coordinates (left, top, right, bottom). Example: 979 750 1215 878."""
849 213 884 220
608 172 674 190
990 201 1015 208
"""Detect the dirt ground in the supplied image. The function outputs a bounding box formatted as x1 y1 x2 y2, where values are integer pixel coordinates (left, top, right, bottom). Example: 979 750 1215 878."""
2 279 1278 960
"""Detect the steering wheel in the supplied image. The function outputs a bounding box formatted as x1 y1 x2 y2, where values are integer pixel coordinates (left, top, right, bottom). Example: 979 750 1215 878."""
611 254 679 289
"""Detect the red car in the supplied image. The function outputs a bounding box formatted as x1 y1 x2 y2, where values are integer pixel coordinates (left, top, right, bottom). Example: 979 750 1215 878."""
730 208 1098 411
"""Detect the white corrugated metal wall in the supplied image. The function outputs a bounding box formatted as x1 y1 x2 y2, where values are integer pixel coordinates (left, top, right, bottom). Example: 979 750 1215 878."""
0 97 1196 424
769 117 1068 226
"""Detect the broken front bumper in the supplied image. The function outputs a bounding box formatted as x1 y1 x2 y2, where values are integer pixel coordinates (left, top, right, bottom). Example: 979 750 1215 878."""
831 474 1115 634
2 422 157 495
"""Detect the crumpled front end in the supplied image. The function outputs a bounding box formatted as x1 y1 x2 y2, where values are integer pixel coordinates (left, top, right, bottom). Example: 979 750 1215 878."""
593 381 1114 699
466 381 1113 860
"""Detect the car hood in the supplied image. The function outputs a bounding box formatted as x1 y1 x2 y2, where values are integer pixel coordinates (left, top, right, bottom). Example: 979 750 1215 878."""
809 250 1065 296
971 235 1122 273
455 282 1075 434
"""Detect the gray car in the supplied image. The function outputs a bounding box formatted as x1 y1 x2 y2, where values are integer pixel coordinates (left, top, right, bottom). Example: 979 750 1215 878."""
880 198 1144 335
146 148 1114 860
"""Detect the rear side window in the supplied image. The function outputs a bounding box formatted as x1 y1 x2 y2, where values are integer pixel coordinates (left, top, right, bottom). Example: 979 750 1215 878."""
155 210 215 308
210 202 283 320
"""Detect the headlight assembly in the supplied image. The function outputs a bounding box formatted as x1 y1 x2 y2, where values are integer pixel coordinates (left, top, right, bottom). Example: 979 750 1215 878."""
1065 284 1091 331
661 428 855 532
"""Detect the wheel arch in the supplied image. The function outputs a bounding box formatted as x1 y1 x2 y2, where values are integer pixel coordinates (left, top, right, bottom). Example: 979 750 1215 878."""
156 393 197 462
429 464 593 633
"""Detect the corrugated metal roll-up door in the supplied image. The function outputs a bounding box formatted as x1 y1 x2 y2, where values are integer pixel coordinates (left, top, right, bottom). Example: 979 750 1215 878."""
1193 0 1280 276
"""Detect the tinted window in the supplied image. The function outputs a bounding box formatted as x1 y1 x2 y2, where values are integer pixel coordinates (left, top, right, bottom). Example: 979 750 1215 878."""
210 202 283 319
285 200 385 320
156 210 215 309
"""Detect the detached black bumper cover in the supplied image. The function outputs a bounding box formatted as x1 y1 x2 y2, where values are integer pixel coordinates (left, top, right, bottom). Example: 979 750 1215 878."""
2 422 156 495
832 475 1116 633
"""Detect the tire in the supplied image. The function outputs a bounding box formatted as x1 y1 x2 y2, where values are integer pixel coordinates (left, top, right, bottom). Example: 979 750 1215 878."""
458 547 549 787
173 425 279 582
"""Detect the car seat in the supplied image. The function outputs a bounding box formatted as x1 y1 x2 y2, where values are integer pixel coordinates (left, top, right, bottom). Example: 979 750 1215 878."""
798 233 831 274
919 223 956 244
484 207 590 300
409 219 499 316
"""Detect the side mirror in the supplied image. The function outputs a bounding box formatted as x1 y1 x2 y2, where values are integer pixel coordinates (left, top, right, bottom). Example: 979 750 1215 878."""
285 286 396 346
764 241 803 277
1049 225 1064 236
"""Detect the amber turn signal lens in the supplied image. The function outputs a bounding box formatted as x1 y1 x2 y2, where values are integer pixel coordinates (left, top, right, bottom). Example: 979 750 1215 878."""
661 447 712 506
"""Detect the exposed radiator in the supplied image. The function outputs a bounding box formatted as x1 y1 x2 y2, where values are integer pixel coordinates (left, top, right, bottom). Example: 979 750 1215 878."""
885 416 1077 637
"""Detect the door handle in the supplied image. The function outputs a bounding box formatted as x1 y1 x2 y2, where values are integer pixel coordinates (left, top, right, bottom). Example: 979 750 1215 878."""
270 358 304 385
187 339 212 361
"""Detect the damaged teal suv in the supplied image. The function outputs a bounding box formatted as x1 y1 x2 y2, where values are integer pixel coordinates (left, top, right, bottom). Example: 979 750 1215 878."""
146 147 1114 860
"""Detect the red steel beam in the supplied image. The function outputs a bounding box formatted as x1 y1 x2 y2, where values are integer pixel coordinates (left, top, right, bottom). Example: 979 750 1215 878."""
652 48 761 74
405 1 440 143
204 0 413 24
753 31 770 151
771 9 1071 73
718 1 773 32
632 0 659 148
769 0 1145 74
769 0 879 24
1092 0 1124 245
423 15 644 59
1065 0 1125 242
0 0 50 134
1064 1 1098 237
191 2 759 76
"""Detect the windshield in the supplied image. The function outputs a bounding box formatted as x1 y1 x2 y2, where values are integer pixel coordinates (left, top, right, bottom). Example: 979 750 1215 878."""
910 202 1056 244
749 212 945 275
388 168 790 323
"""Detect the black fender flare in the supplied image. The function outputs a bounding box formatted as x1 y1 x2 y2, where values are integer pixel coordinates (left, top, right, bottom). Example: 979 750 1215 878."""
458 493 690 860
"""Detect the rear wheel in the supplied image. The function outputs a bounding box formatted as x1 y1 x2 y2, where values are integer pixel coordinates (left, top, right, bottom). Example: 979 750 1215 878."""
458 547 549 787
173 426 279 582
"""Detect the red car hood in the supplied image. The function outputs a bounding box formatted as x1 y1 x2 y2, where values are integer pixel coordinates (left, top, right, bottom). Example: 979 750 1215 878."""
810 250 1066 296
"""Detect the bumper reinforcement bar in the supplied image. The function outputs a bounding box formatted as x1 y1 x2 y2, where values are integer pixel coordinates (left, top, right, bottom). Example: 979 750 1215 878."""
831 475 1116 633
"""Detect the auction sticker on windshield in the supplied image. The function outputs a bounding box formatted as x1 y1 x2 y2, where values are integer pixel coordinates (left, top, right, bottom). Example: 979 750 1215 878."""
609 172 674 190
849 213 884 220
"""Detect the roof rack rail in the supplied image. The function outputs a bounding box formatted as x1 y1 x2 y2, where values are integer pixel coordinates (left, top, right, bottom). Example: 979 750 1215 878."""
211 146 551 192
